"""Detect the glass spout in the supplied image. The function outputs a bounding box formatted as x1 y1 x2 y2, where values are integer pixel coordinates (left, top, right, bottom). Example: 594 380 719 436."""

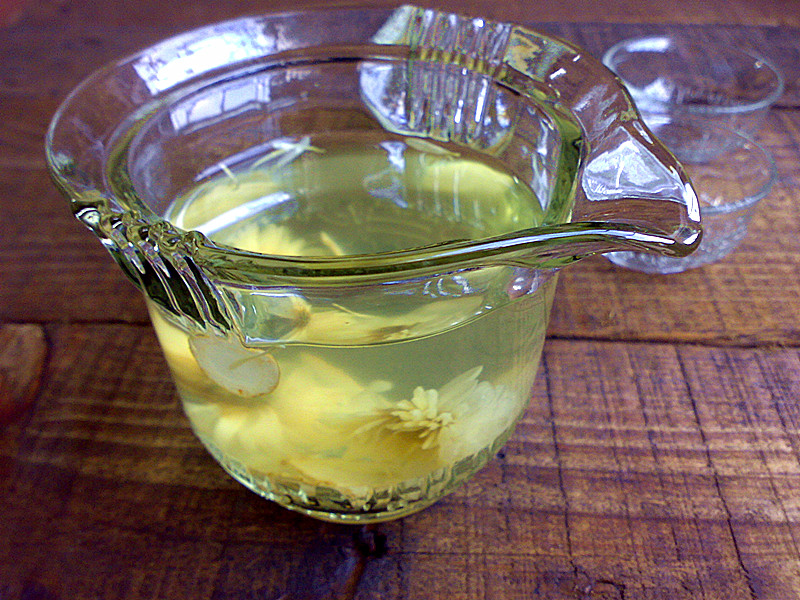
357 5 701 271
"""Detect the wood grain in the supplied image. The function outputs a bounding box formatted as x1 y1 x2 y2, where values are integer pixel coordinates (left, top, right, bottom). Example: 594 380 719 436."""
15 0 800 28
0 324 47 424
3 325 800 598
550 108 800 346
3 1 800 598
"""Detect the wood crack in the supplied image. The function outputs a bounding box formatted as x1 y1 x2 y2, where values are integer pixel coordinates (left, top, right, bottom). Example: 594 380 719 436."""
676 349 760 600
541 355 578 576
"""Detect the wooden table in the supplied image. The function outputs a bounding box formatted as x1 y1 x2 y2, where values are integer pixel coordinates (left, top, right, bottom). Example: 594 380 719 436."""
2 1 800 598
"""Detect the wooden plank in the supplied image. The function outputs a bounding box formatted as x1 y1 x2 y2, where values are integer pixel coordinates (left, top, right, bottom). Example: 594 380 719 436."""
15 0 800 28
3 325 800 597
0 163 149 324
3 1 800 599
359 340 800 599
0 323 380 599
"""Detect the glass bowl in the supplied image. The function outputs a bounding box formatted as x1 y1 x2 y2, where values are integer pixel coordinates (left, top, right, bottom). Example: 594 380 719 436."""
607 127 775 274
602 35 784 163
46 6 700 522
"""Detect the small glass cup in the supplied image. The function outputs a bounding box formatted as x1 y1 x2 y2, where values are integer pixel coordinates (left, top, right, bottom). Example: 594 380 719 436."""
602 35 783 163
607 127 776 274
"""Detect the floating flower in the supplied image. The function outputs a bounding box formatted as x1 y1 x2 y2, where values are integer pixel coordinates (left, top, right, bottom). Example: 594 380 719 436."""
148 303 281 399
286 296 486 345
147 303 208 391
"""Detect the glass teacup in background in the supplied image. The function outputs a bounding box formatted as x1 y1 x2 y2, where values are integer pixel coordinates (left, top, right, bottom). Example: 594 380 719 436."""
603 34 784 273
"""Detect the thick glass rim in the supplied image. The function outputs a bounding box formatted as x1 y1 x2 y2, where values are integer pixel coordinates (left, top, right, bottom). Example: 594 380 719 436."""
602 34 785 116
46 5 702 285
698 131 777 216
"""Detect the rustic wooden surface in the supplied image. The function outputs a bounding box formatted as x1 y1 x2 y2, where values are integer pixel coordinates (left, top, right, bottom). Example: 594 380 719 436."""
3 1 800 598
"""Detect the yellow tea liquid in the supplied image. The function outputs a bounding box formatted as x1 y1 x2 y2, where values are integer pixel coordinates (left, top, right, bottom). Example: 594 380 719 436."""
148 137 556 520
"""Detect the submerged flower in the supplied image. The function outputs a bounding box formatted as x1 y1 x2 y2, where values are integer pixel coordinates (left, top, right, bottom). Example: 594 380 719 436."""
355 385 456 450
149 293 525 499
351 365 517 459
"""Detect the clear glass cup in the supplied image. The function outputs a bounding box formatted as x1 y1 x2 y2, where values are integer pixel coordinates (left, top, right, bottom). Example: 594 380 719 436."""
607 127 775 273
602 35 784 163
46 6 700 522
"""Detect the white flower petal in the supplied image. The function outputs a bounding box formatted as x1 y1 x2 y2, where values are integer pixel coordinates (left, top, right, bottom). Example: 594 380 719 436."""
437 366 483 410
210 404 286 473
